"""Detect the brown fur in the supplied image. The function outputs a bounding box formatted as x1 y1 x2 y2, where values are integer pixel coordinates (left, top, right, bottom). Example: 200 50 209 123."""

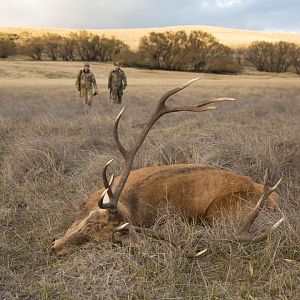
50 164 277 255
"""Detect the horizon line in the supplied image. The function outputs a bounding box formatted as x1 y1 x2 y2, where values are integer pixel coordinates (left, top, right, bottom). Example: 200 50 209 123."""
1 24 300 35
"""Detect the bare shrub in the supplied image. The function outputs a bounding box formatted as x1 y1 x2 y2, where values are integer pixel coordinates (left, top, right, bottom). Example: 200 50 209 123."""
0 33 17 58
292 46 300 74
43 32 62 61
22 36 44 60
205 56 242 74
247 41 297 72
137 30 230 71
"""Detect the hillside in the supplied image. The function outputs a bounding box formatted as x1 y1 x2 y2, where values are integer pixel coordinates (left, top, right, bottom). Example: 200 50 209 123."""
1 25 300 49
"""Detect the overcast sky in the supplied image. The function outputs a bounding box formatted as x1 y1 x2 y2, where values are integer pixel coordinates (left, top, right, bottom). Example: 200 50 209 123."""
0 0 299 33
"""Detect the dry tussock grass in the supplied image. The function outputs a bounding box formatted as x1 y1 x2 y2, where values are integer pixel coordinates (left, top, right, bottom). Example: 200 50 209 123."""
0 61 299 299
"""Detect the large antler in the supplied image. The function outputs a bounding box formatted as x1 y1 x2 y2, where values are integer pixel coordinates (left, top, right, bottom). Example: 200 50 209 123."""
113 223 185 247
236 168 284 242
113 223 208 258
99 77 235 209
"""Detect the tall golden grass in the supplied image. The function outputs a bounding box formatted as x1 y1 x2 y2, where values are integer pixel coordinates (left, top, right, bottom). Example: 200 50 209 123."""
0 61 299 298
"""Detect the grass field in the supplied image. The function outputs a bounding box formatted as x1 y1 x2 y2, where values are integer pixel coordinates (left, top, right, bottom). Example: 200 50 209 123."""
0 61 300 299
2 24 300 49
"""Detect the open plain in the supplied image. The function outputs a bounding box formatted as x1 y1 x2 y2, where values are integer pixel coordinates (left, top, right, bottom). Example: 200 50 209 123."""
0 61 299 299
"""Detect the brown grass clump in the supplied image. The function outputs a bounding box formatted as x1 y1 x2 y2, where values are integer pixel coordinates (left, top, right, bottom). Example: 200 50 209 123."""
0 61 299 299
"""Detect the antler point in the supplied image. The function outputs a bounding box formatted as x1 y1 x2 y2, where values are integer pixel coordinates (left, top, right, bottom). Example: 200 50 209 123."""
106 159 114 166
194 248 208 257
100 188 109 199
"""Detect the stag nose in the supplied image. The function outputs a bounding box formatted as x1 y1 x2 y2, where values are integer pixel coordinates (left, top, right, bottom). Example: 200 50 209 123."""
48 241 56 255
48 242 69 257
48 238 67 256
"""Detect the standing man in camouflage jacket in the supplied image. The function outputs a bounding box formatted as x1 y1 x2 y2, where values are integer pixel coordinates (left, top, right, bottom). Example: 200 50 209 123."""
76 63 98 113
108 62 127 104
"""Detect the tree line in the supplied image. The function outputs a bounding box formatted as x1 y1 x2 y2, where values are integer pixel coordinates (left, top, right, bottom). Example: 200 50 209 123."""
0 33 18 58
1 30 300 74
0 31 128 62
246 41 300 73
119 30 238 73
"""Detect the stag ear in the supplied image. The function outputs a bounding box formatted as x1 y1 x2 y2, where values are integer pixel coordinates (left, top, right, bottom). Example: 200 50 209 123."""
98 188 107 208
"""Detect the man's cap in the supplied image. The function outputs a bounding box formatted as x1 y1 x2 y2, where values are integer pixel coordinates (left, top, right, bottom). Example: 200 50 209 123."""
114 61 120 66
84 62 90 67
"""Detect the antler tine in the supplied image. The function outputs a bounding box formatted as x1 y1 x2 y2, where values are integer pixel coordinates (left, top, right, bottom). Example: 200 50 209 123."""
114 107 129 159
98 188 117 209
181 77 201 89
236 169 284 242
196 97 236 107
101 159 114 199
109 173 115 186
158 77 200 108
163 97 236 114
98 188 108 208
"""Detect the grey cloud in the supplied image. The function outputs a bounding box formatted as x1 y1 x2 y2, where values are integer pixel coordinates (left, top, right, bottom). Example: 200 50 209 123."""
0 0 299 32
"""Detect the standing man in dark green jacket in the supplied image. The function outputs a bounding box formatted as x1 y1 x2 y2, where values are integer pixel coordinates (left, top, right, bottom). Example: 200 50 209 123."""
108 62 127 104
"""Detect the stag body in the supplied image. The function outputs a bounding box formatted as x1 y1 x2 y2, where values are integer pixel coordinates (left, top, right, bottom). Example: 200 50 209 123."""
101 164 278 225
50 165 279 256
50 78 283 256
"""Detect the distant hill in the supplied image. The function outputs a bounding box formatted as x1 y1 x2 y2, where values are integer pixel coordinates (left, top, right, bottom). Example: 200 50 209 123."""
1 25 300 50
